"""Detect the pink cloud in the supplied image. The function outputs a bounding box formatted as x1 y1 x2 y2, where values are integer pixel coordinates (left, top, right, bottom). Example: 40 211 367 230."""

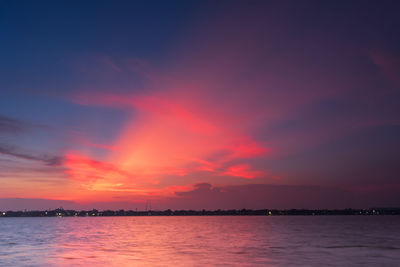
220 164 266 179
64 152 129 182
70 88 270 186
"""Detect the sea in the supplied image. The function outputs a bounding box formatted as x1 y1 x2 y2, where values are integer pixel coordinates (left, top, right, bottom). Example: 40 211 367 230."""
1 216 399 266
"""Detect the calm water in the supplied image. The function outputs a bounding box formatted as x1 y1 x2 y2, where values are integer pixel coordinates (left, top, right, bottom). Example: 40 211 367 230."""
1 216 400 266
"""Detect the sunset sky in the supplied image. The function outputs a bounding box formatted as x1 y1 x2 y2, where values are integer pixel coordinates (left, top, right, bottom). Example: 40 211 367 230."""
1 0 400 210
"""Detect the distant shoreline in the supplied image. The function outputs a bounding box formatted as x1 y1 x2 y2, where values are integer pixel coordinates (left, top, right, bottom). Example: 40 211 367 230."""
1 208 400 217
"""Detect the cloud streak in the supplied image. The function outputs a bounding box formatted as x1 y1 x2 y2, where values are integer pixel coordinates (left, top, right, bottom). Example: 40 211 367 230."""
0 144 63 166
0 115 30 135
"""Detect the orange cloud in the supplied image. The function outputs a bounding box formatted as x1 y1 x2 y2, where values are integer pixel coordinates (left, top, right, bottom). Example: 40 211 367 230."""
221 164 266 179
65 88 270 200
64 152 129 182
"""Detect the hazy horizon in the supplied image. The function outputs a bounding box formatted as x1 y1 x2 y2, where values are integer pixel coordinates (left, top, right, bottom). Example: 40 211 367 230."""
1 182 399 211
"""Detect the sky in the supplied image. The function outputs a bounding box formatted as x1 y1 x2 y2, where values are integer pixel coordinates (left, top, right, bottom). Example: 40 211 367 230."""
1 0 400 210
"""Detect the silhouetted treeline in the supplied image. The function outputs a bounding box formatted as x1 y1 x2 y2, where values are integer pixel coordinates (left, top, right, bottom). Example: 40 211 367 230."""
1 208 400 217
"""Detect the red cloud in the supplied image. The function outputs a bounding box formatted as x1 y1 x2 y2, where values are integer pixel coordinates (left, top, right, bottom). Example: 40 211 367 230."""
70 88 270 186
64 153 129 182
221 164 266 179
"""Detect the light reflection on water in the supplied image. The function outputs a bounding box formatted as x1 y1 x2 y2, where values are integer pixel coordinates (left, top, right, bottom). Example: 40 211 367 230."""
1 216 400 266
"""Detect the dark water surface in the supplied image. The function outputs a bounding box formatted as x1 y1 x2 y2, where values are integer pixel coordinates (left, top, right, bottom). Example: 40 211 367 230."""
1 216 399 266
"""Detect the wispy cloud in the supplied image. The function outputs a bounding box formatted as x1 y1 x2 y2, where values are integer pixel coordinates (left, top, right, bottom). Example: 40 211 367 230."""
0 115 30 135
0 144 63 166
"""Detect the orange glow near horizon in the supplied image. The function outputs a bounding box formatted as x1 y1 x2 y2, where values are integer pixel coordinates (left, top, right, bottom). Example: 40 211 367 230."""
59 87 270 202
